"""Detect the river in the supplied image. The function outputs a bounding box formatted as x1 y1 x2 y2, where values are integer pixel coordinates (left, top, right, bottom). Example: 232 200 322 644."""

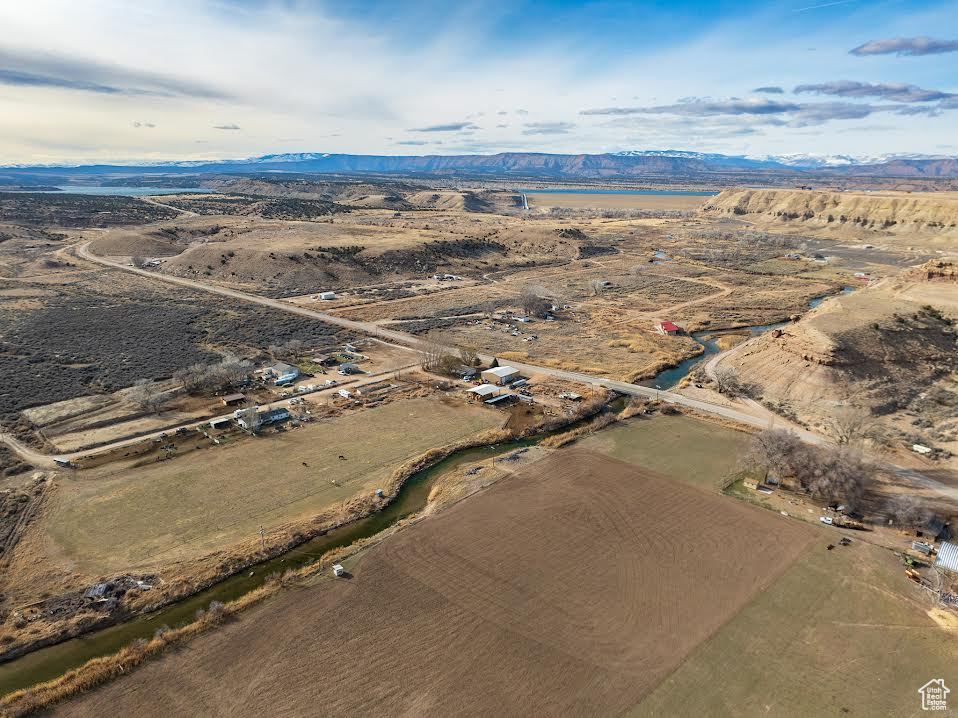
0 422 596 695
642 286 855 391
0 286 854 694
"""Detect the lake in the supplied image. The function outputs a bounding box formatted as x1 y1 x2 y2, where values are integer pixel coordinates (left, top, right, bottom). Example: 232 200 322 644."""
54 186 213 197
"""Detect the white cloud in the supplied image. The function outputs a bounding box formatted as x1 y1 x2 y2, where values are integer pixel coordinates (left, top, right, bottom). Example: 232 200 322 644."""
0 0 953 162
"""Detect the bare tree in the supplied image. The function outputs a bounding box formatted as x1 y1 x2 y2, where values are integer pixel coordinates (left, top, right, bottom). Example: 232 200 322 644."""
713 365 745 398
588 279 606 296
127 379 166 414
174 363 209 393
746 428 805 481
822 405 879 446
802 446 870 510
458 344 480 367
420 331 453 372
520 286 551 318
268 340 304 361
885 495 932 529
175 355 252 394
238 405 261 433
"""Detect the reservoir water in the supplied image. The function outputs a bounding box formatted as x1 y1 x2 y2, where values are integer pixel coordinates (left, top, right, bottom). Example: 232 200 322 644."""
53 186 212 197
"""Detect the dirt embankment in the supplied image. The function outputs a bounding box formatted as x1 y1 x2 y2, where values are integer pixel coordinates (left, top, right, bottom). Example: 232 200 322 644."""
905 258 958 282
704 188 958 241
724 277 958 450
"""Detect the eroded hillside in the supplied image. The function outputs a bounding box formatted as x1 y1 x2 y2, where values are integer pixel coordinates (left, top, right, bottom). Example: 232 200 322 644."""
722 264 958 458
704 188 958 244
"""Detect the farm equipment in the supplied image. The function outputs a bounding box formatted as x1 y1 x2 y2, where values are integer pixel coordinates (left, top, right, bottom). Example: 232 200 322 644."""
905 568 922 584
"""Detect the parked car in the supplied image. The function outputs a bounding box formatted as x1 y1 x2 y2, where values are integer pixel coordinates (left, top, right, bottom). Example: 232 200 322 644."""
819 516 833 526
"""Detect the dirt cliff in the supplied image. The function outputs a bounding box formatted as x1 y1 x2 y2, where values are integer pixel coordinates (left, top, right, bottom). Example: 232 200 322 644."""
723 278 958 452
704 189 958 242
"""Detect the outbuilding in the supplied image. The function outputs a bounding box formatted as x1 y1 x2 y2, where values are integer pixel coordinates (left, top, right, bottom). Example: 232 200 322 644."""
657 321 681 336
467 384 501 401
319 291 336 301
935 541 958 573
220 392 246 407
481 366 520 385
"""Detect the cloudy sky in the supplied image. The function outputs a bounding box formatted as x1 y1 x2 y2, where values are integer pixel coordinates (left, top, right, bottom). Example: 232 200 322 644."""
0 0 956 164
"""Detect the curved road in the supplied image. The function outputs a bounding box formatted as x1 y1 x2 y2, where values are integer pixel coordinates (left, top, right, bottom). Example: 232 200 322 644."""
6 241 952 501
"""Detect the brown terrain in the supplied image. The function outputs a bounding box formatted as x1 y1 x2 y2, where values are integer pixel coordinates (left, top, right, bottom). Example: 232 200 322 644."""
54 450 815 717
716 262 958 469
705 188 958 246
0 177 956 712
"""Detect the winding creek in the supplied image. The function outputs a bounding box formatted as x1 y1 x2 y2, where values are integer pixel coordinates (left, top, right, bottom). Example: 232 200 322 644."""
642 286 855 391
0 429 570 695
0 288 855 695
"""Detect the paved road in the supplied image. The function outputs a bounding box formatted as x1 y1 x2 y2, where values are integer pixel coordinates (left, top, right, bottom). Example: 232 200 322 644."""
75 242 798 427
8 241 949 500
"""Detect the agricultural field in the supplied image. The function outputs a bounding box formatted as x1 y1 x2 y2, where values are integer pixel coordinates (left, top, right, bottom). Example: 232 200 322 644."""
579 413 752 489
53 450 815 716
37 397 502 576
632 539 957 717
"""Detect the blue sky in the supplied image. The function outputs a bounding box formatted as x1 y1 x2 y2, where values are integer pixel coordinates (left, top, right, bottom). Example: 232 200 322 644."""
0 0 956 163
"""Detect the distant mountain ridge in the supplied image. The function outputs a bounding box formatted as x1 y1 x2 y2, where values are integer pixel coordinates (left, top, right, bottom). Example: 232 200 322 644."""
2 150 957 180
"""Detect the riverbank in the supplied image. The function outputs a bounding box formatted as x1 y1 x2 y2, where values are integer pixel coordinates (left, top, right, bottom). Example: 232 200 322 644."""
640 286 855 391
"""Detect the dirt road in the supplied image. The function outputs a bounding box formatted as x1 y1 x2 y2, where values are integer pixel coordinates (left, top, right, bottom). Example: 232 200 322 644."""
139 196 197 217
8 241 949 501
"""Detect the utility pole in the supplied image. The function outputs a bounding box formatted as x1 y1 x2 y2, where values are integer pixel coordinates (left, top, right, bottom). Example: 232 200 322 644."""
259 525 266 551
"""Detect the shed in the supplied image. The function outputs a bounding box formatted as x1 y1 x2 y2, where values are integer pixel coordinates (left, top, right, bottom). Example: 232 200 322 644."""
481 366 520 385
210 417 232 430
332 564 345 577
467 384 500 401
312 354 337 366
657 321 681 336
935 541 958 573
221 392 246 406
319 291 336 301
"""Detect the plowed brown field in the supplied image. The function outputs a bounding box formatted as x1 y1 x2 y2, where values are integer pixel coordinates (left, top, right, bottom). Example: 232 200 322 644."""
57 450 815 717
